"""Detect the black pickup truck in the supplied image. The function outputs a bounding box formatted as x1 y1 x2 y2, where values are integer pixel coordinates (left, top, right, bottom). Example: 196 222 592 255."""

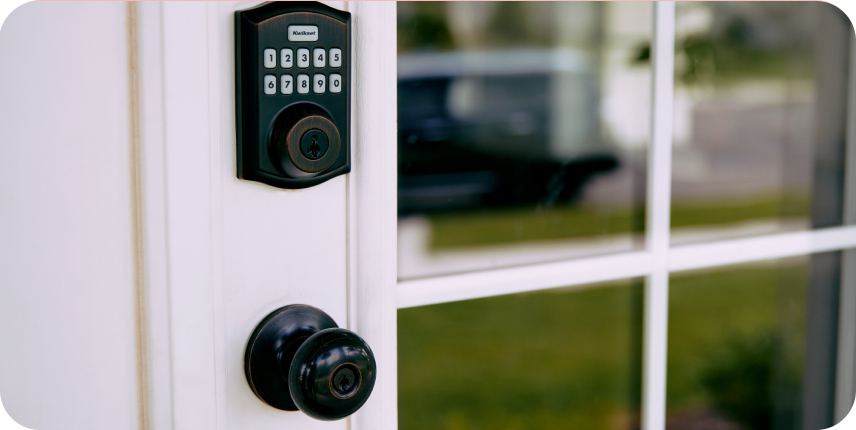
397 49 620 215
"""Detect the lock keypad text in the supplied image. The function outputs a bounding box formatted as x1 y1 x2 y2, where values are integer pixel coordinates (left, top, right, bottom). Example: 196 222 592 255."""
261 46 343 96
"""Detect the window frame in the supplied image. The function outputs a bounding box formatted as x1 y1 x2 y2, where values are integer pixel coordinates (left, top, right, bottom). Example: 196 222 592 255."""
387 3 856 429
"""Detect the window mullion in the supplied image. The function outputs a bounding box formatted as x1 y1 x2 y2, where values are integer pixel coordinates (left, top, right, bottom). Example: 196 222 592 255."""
642 3 676 430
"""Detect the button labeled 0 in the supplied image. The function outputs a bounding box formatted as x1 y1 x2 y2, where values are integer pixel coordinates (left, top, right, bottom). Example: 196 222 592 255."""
330 74 341 94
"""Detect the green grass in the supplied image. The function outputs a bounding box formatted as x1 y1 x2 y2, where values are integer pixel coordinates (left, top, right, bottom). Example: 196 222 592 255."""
427 194 810 250
666 263 806 415
399 280 644 430
398 263 807 430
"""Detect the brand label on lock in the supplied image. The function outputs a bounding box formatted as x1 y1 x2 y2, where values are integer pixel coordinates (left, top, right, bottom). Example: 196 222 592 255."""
288 25 319 42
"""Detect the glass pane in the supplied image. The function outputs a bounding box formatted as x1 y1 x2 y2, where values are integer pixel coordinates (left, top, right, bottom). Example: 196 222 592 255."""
667 251 849 429
399 280 644 430
669 2 852 245
397 2 652 279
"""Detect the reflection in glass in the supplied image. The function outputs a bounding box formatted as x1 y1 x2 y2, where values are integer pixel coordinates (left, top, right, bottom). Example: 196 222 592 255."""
668 2 852 244
397 2 653 279
399 280 644 430
667 251 847 429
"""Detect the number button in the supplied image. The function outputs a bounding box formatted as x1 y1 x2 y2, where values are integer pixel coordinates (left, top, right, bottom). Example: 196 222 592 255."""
281 48 293 69
313 74 326 94
263 75 276 95
297 48 309 68
330 74 342 94
313 48 326 68
281 74 293 95
329 48 342 68
263 48 276 69
297 74 310 94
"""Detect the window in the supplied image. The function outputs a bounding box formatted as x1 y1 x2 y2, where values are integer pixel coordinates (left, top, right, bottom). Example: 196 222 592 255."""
396 2 856 430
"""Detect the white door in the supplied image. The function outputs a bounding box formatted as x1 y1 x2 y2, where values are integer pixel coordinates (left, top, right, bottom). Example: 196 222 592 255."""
3 2 856 430
0 2 396 430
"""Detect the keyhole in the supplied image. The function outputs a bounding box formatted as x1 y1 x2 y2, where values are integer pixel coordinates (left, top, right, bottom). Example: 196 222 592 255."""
299 129 329 161
332 366 357 398
309 136 320 158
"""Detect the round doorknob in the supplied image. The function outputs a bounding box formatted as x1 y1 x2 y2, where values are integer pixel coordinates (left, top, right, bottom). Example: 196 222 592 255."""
290 328 376 420
244 305 376 421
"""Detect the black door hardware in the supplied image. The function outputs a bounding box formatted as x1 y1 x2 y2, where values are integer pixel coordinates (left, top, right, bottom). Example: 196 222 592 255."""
244 305 376 421
235 2 350 189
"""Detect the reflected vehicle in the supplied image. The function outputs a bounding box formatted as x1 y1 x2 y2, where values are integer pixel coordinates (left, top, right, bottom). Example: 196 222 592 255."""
397 49 620 215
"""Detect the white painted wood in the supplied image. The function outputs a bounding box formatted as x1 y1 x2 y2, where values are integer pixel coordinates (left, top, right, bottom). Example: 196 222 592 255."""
397 224 856 309
159 3 220 429
669 226 856 273
216 2 348 429
136 2 354 429
398 251 653 308
205 4 230 430
346 3 399 430
136 4 174 429
639 4 674 429
0 2 141 429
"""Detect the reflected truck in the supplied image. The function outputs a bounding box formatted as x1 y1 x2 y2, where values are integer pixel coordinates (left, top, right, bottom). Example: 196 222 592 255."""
398 48 620 215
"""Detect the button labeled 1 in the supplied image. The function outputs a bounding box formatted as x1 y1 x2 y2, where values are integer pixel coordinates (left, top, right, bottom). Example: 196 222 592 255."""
264 48 276 68
330 74 341 94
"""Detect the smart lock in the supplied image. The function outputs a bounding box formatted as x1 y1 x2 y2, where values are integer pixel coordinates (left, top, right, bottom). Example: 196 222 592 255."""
235 2 350 189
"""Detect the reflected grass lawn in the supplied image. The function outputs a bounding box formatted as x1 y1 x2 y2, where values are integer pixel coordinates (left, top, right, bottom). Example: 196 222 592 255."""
398 264 805 430
399 280 644 430
667 263 805 415
426 194 810 249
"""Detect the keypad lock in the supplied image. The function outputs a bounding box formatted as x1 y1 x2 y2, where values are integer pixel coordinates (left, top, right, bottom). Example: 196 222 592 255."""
235 2 350 189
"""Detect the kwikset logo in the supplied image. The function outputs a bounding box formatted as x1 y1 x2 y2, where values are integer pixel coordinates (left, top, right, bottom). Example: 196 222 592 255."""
292 30 316 36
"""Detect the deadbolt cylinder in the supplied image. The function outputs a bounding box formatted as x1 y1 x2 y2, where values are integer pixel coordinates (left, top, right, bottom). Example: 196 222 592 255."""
270 111 341 176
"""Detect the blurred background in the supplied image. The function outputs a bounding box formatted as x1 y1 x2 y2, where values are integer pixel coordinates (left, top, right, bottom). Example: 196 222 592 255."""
397 1 650 280
396 2 853 430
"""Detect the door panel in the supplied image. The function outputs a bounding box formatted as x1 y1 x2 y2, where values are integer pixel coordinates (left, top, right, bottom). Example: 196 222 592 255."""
221 179 348 430
140 2 350 429
0 2 141 429
1 1 359 429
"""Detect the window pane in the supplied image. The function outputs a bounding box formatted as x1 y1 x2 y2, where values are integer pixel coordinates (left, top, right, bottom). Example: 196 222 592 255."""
397 2 652 279
667 251 850 429
399 279 644 430
670 2 852 245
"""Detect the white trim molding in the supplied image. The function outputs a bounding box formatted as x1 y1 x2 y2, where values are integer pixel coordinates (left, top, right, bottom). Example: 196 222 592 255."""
347 2 399 430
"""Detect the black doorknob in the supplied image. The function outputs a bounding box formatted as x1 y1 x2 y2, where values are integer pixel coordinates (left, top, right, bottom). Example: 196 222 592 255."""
244 305 376 421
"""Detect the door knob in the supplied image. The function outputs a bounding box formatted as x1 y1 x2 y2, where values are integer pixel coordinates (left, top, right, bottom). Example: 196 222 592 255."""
244 305 376 420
